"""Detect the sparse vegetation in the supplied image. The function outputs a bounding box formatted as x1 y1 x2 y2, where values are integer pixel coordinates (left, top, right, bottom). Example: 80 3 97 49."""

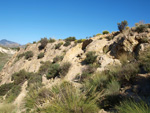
38 61 51 75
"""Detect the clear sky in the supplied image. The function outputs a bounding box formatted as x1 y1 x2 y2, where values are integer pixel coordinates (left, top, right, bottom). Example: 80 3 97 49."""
0 0 150 44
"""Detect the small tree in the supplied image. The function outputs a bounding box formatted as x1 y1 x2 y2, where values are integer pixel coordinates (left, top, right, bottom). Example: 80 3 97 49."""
117 20 128 32
39 38 48 50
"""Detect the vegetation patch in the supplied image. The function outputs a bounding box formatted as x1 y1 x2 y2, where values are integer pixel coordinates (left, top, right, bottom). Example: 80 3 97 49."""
84 51 97 64
37 52 44 59
0 83 14 96
53 55 64 63
64 37 76 42
60 62 71 77
55 42 63 49
39 38 48 50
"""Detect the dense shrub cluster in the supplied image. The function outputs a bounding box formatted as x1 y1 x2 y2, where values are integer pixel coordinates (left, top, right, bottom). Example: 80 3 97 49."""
117 20 128 32
37 52 44 59
38 61 51 75
84 51 97 64
75 39 86 43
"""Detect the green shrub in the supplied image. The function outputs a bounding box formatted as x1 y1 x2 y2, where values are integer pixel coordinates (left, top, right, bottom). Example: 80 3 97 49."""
39 38 48 50
0 83 14 96
136 24 148 33
96 33 101 36
102 31 109 34
60 62 71 77
55 42 63 49
64 37 76 42
49 38 56 43
25 51 34 60
116 99 150 113
138 47 150 73
6 85 21 103
38 61 51 75
38 52 44 59
63 41 71 47
84 51 97 64
11 70 30 85
38 82 100 113
105 36 113 40
27 73 42 87
117 20 128 32
46 63 60 79
53 55 64 63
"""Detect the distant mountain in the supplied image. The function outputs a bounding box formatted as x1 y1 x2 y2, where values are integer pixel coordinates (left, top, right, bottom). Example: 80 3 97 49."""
0 39 21 48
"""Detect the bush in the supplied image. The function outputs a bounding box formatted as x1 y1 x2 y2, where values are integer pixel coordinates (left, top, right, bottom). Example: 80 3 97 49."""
96 33 101 36
136 24 148 33
25 51 34 60
63 41 71 47
38 61 51 75
0 83 14 96
117 20 128 32
102 31 109 34
79 64 98 82
84 51 97 64
39 38 48 50
55 42 63 49
38 52 44 59
6 85 21 103
11 69 30 85
38 82 100 113
46 63 60 79
53 55 64 63
33 41 36 44
49 38 56 43
138 47 150 73
116 99 150 113
60 62 71 77
17 53 25 59
64 37 76 42
105 36 113 41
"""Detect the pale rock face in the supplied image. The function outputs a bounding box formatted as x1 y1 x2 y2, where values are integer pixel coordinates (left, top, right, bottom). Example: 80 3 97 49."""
86 39 108 53
0 47 16 54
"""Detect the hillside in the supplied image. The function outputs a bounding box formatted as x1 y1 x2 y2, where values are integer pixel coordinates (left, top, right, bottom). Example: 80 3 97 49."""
0 39 21 48
0 24 150 113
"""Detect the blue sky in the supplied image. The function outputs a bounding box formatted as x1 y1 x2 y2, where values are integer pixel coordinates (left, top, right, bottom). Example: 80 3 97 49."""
0 0 150 44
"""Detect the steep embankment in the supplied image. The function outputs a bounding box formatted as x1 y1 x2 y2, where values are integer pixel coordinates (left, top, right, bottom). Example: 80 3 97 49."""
1 24 150 113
